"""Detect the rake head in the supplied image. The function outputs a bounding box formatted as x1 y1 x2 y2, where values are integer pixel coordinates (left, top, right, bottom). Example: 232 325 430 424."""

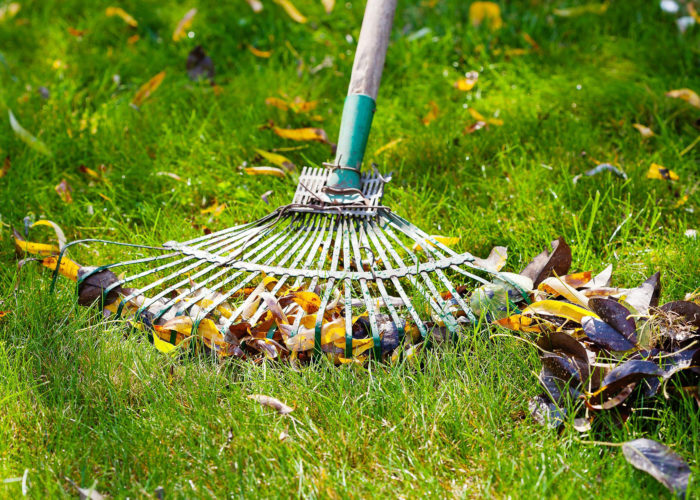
57 168 528 362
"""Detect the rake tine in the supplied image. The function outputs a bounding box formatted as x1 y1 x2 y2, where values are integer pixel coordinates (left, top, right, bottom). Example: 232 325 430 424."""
314 219 343 356
341 219 355 359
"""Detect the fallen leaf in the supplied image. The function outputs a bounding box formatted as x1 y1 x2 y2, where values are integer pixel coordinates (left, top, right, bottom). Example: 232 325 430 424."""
273 126 330 144
454 71 479 91
374 138 403 156
13 228 59 256
522 300 597 323
255 149 295 171
588 298 637 343
77 267 123 307
127 34 140 45
581 316 635 351
520 237 572 288
495 314 553 333
173 8 197 42
538 276 590 307
249 46 272 58
248 394 293 415
67 27 86 37
31 220 66 248
245 166 286 178
554 2 609 17
186 46 215 82
622 439 690 497
131 71 166 108
0 156 9 178
8 110 52 157
421 101 439 125
55 179 73 203
646 163 679 181
273 0 307 23
665 88 700 108
468 108 503 126
42 256 81 281
200 202 227 217
322 0 335 14
79 165 101 180
522 32 540 51
472 246 507 272
105 6 138 27
632 123 654 138
469 2 503 30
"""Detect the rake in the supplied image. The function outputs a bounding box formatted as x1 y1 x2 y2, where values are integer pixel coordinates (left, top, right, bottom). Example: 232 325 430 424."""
53 0 527 360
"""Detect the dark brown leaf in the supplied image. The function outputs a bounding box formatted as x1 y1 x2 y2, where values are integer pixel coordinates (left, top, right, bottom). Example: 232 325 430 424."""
77 267 123 307
520 237 572 287
589 298 637 343
599 360 662 399
187 45 215 82
582 316 636 351
622 439 690 496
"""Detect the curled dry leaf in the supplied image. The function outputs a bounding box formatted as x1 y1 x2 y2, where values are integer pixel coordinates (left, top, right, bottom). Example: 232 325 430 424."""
520 237 572 288
522 300 596 323
469 2 503 30
8 110 52 157
622 439 690 496
665 88 700 108
632 123 655 138
31 220 66 249
472 246 507 272
255 149 295 172
245 166 286 178
272 0 307 23
173 8 197 42
273 126 330 144
646 163 679 181
13 227 59 256
42 256 81 282
248 394 293 415
249 46 272 58
105 6 137 27
55 179 73 203
131 71 166 108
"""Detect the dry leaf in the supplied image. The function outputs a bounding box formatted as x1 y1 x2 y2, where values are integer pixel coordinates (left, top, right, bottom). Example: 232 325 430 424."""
632 123 654 138
322 0 335 14
273 0 307 23
42 256 80 281
186 46 215 82
273 126 330 144
131 71 166 108
522 300 597 323
31 220 66 248
646 163 679 181
173 8 197 42
554 2 609 17
245 166 286 178
422 101 439 125
0 156 9 178
13 228 59 256
200 202 227 217
469 2 503 30
254 149 295 171
468 108 503 125
127 34 140 44
105 7 138 27
454 71 479 91
665 88 700 108
248 394 294 415
55 179 73 203
8 110 52 157
67 27 86 37
249 46 272 58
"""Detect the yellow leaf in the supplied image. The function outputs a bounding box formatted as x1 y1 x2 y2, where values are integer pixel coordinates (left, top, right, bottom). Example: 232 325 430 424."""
673 195 688 208
454 71 479 91
245 0 264 13
272 126 329 144
55 179 73 203
421 101 439 125
31 220 66 248
8 110 52 157
254 149 295 171
200 202 227 216
245 166 286 178
13 228 59 256
131 71 166 107
273 0 307 23
538 276 590 307
105 7 138 27
646 163 679 181
249 46 272 58
412 235 459 252
153 333 178 353
553 2 608 17
374 138 403 156
495 314 552 333
468 107 503 125
522 300 598 323
41 256 80 282
322 0 335 14
632 123 654 138
665 88 700 109
265 97 289 111
0 2 20 21
173 8 197 42
127 34 140 45
689 4 700 23
469 2 503 30
290 97 317 113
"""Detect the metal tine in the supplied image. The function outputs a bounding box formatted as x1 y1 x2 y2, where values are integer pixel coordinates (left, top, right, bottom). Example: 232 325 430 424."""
378 220 459 332
220 213 324 330
198 215 311 325
307 214 337 292
375 213 442 335
380 217 476 323
106 216 278 301
120 216 291 316
341 218 354 358
176 211 279 248
314 219 343 354
148 221 299 322
352 221 400 358
360 221 416 337
248 215 327 326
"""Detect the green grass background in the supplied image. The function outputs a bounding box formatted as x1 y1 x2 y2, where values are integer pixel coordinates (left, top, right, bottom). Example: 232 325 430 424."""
0 0 699 497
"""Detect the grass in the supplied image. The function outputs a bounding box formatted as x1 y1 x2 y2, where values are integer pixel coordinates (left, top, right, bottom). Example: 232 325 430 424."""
1 0 699 497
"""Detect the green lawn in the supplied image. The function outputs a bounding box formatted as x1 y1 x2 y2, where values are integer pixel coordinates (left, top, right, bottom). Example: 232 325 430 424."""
1 0 699 497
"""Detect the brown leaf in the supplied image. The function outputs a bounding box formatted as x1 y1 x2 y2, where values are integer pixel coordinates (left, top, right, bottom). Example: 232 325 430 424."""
622 439 690 496
520 237 572 287
186 46 215 82
248 394 293 415
0 156 9 178
131 71 166 108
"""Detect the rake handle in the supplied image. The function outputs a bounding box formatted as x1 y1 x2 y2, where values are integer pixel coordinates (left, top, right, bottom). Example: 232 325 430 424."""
328 0 397 192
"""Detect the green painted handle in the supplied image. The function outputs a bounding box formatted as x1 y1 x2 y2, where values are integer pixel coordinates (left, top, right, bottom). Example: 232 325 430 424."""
328 0 397 191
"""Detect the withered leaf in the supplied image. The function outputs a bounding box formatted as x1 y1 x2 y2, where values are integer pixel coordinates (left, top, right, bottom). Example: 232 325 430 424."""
528 394 565 429
659 301 700 331
581 316 635 352
622 439 690 496
599 360 662 399
186 46 215 82
131 71 166 108
248 394 293 415
77 267 123 307
0 156 9 178
588 298 637 343
520 237 572 287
